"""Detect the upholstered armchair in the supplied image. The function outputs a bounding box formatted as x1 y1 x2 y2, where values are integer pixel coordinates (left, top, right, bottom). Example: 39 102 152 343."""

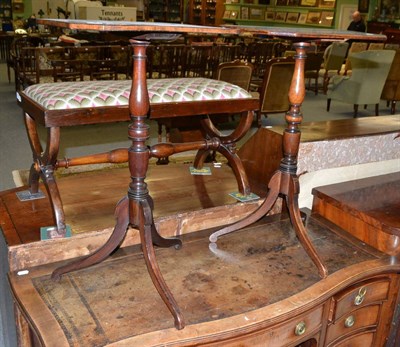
381 49 400 114
319 41 349 94
327 50 396 117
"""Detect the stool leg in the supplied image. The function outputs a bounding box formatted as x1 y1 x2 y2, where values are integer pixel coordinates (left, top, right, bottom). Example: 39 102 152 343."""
24 113 67 236
24 112 43 194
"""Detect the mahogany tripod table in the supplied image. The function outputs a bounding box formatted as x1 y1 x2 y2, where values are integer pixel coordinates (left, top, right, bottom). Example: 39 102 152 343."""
35 19 387 330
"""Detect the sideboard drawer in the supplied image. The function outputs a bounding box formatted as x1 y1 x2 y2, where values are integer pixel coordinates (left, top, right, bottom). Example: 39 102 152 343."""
326 304 380 345
333 279 389 321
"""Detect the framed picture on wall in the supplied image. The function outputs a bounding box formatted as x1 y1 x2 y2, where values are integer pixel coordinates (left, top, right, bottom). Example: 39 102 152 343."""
276 0 288 6
265 10 276 20
230 10 239 19
12 3 24 13
275 11 287 21
358 0 369 12
241 7 249 19
306 11 321 24
319 0 335 8
250 8 264 20
320 11 334 26
286 12 300 23
297 12 308 23
223 10 231 19
300 0 317 7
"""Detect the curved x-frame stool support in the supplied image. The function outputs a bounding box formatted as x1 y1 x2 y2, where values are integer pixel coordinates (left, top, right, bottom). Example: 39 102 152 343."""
194 111 254 196
24 113 67 235
209 43 328 280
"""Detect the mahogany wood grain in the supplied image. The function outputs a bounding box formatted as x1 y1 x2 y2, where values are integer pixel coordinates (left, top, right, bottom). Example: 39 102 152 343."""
312 172 400 255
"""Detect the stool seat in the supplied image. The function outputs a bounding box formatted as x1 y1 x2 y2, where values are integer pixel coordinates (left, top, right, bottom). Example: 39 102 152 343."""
22 78 254 111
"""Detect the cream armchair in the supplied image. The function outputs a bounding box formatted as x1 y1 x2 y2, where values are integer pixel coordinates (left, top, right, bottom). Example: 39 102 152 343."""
326 50 396 117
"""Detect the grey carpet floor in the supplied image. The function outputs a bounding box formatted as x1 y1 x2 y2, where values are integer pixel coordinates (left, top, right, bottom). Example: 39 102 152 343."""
0 62 396 191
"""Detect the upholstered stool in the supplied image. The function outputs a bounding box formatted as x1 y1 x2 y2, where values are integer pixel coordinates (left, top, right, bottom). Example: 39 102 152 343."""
18 78 259 236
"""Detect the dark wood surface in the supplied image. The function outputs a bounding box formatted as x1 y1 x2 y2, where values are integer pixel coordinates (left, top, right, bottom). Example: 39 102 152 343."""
312 172 400 256
8 213 400 346
0 163 243 245
36 19 387 42
266 115 400 142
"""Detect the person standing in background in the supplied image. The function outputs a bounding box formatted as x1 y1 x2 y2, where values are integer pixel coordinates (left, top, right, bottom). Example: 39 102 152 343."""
347 11 366 32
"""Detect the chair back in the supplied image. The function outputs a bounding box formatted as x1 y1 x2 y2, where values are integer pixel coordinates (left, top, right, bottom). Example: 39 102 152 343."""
368 43 384 50
381 49 400 102
344 42 368 73
304 51 324 94
259 56 295 114
328 49 395 105
215 60 253 91
323 41 349 72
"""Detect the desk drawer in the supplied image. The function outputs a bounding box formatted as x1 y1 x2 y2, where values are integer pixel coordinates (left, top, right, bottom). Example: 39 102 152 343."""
210 305 324 346
326 304 379 345
333 278 389 321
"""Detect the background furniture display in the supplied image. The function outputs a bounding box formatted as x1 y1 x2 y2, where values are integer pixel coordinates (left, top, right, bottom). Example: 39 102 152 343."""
223 0 336 28
318 41 348 93
0 0 12 31
304 51 324 94
188 0 224 25
343 41 368 75
148 0 182 22
327 49 396 117
381 49 400 114
255 56 294 126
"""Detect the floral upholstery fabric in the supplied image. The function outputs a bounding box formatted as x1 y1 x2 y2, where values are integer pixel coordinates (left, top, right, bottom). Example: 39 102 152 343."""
22 78 253 111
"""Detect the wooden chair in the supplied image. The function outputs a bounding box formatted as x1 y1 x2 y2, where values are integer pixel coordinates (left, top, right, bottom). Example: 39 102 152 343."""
184 43 214 77
8 36 44 89
368 42 385 50
256 56 295 126
319 41 349 93
90 60 118 80
327 50 395 117
108 45 132 79
147 44 187 78
51 60 84 82
214 60 253 91
343 42 368 75
16 47 39 89
381 49 400 114
247 40 276 84
304 51 324 95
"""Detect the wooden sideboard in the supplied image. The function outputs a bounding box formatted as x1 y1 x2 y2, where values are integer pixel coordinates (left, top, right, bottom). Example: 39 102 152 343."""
238 116 400 207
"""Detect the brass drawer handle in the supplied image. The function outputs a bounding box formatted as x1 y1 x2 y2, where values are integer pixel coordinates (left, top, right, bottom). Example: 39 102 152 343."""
354 287 367 306
344 315 355 328
295 321 306 336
